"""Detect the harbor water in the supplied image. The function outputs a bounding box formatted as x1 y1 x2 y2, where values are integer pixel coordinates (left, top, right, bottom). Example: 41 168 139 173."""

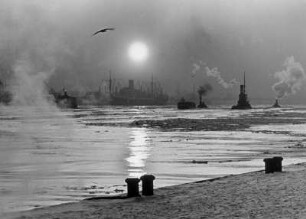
1 104 306 213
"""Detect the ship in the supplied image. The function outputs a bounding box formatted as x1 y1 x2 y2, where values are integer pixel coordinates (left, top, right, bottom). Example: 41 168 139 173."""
80 84 110 106
272 99 281 108
49 88 78 109
0 80 12 104
110 78 168 106
177 98 196 109
231 72 252 109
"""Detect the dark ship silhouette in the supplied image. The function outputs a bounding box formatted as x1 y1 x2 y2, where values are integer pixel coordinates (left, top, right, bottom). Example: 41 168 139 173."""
80 85 109 106
177 98 196 109
197 84 210 108
110 78 168 106
231 72 252 109
272 99 281 108
177 97 207 110
197 101 207 108
0 80 12 104
177 84 210 109
49 88 78 109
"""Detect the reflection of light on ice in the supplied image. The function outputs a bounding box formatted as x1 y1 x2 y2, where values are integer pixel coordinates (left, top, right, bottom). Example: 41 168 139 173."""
127 128 151 177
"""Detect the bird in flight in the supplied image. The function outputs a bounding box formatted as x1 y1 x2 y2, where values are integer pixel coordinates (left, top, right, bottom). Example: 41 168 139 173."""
92 28 115 36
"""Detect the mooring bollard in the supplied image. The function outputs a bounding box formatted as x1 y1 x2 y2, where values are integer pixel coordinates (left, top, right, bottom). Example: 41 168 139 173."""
273 156 283 172
125 178 140 197
140 174 155 196
263 158 274 173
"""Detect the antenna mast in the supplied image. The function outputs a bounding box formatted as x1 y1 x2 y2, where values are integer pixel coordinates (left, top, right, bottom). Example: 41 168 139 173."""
243 71 246 93
151 73 154 97
109 70 112 94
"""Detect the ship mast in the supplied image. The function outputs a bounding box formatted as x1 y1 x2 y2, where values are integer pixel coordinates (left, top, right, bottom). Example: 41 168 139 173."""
109 70 112 94
151 73 154 97
243 71 246 94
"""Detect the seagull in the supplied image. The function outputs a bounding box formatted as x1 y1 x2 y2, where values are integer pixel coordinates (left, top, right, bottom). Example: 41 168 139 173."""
92 28 115 36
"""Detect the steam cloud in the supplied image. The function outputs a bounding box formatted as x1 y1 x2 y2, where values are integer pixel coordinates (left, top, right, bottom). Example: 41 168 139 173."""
0 0 72 106
272 56 306 99
0 0 305 101
192 61 238 89
10 59 55 107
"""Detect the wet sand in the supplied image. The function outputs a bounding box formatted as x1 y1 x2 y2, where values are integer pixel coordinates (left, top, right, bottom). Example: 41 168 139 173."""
5 162 306 219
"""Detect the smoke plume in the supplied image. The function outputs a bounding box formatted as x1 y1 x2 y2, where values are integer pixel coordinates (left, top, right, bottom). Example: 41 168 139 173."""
272 56 306 99
192 61 238 89
197 83 212 96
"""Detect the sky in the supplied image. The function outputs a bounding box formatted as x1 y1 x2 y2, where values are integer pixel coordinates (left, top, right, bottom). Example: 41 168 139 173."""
1 0 306 103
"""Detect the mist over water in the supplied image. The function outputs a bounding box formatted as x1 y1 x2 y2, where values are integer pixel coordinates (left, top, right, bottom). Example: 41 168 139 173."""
10 60 55 107
1 0 306 216
0 55 78 214
1 0 306 102
0 104 77 213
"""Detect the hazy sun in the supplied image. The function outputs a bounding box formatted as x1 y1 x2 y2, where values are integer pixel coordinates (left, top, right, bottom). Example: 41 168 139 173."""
128 41 148 63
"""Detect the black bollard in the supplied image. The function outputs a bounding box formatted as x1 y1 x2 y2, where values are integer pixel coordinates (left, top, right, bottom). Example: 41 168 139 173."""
125 178 140 197
273 156 283 172
263 158 274 173
140 174 155 196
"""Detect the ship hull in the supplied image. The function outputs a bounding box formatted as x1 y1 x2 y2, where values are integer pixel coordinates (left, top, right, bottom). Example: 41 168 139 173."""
231 104 252 110
177 101 196 109
110 95 167 106
56 96 78 109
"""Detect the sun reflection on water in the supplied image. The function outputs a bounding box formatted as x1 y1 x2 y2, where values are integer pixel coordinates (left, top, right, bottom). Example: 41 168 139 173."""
126 128 151 177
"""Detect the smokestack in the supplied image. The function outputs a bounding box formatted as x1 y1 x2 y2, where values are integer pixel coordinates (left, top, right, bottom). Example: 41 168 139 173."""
240 85 244 94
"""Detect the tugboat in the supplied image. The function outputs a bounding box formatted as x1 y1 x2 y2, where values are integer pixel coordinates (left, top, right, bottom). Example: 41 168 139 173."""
197 84 211 108
231 72 252 109
177 97 196 109
272 99 281 108
50 88 78 109
197 101 207 108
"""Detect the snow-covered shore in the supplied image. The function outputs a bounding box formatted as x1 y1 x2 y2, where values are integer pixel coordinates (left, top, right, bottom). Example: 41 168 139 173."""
5 162 306 219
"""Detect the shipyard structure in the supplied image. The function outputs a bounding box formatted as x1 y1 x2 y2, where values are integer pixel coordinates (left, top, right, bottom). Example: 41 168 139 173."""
231 73 252 109
110 78 168 106
78 72 168 106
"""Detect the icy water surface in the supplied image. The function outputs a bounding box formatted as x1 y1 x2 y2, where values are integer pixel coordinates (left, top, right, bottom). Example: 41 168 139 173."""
1 105 306 213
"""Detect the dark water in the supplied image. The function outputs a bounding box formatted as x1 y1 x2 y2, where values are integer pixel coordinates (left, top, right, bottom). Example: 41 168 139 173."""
1 104 306 213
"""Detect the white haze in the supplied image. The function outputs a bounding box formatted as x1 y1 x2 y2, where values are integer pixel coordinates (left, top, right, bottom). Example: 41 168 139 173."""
10 60 55 108
272 56 306 99
0 0 306 103
192 61 238 89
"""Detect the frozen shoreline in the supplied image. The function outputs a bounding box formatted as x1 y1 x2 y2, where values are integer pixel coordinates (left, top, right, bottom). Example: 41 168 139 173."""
5 162 306 219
